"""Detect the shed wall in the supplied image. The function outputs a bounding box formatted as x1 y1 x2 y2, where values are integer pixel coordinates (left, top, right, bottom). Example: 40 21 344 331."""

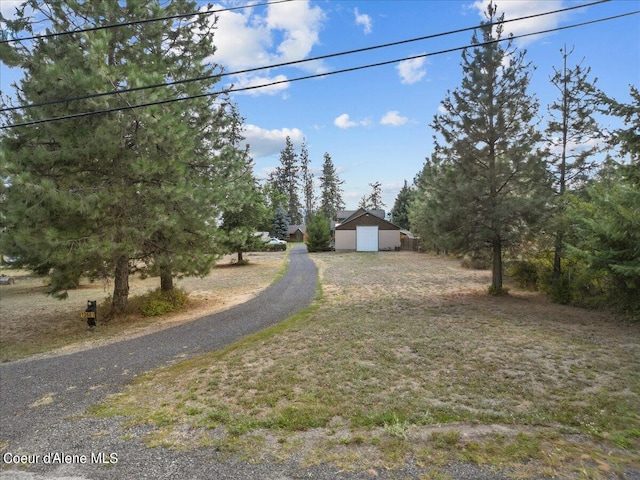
379 230 401 250
335 230 356 250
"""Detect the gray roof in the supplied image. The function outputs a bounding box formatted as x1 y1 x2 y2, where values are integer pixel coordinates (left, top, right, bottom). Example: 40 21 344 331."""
337 209 385 221
288 225 306 234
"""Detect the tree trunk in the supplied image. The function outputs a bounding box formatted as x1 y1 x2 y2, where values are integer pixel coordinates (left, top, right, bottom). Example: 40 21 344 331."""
491 238 503 294
553 230 563 280
160 263 173 291
237 249 244 264
553 45 569 281
111 255 130 317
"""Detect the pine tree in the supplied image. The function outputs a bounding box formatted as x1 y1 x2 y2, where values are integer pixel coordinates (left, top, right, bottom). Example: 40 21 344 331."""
0 0 246 315
305 212 332 252
318 153 345 220
270 136 302 225
358 195 371 210
546 46 601 280
300 139 315 223
421 2 548 293
600 85 640 162
365 181 386 210
273 205 290 240
409 154 459 253
568 86 640 311
568 160 639 312
221 152 269 265
391 180 413 229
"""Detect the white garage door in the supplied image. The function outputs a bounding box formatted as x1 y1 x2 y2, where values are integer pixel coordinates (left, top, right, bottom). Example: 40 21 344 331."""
356 226 379 252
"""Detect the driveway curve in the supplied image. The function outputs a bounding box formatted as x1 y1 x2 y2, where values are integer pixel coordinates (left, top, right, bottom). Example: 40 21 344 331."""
0 244 317 448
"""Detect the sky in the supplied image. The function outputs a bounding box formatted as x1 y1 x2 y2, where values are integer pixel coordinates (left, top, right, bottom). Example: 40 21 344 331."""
1 0 639 211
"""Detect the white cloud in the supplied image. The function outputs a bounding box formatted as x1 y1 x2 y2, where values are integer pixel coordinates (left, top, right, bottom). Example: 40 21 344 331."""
0 1 23 19
242 125 305 158
266 1 325 64
396 56 427 84
334 114 357 129
380 111 408 126
207 1 325 75
334 113 371 129
472 0 567 45
354 8 372 34
231 74 290 96
205 5 270 70
548 135 603 157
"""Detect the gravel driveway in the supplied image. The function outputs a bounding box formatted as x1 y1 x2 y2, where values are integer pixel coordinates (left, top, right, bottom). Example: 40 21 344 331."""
0 246 558 480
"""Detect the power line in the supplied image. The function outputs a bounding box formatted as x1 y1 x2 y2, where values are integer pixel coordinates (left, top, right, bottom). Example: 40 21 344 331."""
1 0 610 114
0 0 293 44
2 10 637 130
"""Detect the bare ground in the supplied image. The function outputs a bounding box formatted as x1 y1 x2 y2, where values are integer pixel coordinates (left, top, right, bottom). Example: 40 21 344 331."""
0 251 287 361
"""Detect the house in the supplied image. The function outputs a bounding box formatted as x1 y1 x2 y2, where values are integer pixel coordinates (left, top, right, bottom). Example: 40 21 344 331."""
334 208 401 252
287 225 307 242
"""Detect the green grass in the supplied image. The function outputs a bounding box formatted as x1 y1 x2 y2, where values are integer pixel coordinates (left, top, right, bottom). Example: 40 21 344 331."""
90 252 640 477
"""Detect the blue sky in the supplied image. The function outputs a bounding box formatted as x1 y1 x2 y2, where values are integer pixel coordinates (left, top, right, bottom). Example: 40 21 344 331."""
2 0 639 210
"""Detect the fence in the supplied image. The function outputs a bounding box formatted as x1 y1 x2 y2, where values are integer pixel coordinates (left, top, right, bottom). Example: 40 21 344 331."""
400 236 422 252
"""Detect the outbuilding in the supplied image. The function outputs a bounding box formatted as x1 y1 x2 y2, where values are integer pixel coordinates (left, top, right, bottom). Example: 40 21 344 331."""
334 208 401 252
287 225 307 242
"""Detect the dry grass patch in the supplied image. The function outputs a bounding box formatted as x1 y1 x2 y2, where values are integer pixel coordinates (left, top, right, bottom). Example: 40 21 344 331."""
91 252 640 478
0 251 287 361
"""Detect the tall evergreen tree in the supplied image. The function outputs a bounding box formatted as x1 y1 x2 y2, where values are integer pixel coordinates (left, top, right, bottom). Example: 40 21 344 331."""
365 181 386 210
391 180 413 229
600 85 640 162
318 153 344 220
358 195 372 210
221 151 269 265
418 2 548 293
409 154 458 253
568 86 640 310
272 205 290 240
300 139 315 223
0 0 245 315
546 46 601 280
270 136 302 225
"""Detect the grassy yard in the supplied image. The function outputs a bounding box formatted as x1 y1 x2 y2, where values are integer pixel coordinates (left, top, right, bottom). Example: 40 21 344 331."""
0 251 287 362
86 252 638 478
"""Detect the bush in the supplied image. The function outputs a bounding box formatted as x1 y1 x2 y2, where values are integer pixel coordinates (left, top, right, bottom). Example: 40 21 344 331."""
507 261 539 290
140 288 189 317
264 243 286 252
507 252 639 316
306 213 332 252
460 251 491 270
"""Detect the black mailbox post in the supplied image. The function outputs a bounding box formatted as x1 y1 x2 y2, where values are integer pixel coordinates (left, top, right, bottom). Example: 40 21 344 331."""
84 300 97 328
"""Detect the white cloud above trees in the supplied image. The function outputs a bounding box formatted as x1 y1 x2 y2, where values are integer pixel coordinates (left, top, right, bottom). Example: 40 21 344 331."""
396 56 427 84
334 113 370 129
380 111 408 126
206 0 326 96
354 8 373 34
472 0 567 45
242 124 305 158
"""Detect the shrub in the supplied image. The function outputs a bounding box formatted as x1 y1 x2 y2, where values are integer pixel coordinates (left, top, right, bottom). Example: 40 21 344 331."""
507 252 639 315
140 288 189 317
460 251 491 270
507 261 539 290
306 213 332 252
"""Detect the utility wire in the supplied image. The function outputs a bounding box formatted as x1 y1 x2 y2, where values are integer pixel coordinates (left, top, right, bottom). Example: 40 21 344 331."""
0 0 292 44
2 10 637 130
1 0 610 114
